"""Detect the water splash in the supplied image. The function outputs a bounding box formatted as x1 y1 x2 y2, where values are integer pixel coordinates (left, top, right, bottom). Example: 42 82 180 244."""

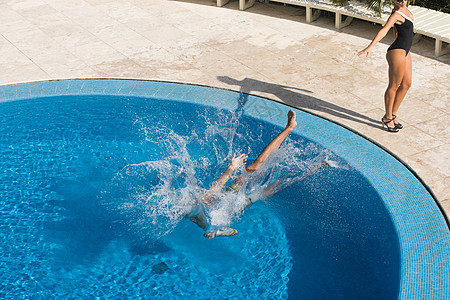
101 130 205 239
101 108 339 239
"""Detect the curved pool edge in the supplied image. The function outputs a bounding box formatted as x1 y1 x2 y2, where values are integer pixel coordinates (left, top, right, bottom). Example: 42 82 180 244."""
1 78 449 299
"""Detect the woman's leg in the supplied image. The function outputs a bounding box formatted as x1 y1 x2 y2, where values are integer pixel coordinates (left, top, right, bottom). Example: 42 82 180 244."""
392 52 412 122
246 110 297 173
384 50 407 128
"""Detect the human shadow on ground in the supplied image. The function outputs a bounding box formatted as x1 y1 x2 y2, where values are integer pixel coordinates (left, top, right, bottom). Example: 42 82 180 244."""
218 76 380 128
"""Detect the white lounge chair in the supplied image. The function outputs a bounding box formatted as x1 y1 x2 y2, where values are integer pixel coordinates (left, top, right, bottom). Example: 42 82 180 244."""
409 5 450 56
216 0 450 56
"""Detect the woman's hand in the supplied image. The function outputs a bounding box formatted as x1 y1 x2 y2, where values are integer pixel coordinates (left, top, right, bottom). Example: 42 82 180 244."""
358 47 371 57
230 153 248 170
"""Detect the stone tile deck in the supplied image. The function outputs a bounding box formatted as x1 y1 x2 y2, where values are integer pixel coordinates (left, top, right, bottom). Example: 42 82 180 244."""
0 0 448 217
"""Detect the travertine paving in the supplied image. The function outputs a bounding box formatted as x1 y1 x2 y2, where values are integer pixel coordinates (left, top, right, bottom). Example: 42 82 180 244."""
0 0 448 216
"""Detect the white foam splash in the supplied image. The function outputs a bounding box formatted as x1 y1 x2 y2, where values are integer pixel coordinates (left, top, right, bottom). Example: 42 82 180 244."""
101 109 341 239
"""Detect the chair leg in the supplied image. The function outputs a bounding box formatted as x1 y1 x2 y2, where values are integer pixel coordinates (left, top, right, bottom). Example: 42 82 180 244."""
306 6 321 23
239 0 256 10
217 0 230 7
435 39 450 57
335 13 353 29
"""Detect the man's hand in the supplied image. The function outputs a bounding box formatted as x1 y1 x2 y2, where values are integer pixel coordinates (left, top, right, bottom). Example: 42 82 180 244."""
230 153 248 170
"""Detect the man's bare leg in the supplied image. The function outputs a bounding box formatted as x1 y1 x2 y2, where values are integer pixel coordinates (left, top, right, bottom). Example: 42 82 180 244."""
228 110 297 195
246 110 297 173
260 160 330 198
201 110 297 239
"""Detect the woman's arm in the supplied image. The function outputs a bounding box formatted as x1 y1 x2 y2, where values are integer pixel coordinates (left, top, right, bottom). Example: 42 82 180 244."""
358 13 400 56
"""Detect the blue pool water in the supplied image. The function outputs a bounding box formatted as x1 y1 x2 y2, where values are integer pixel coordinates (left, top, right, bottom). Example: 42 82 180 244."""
0 80 449 299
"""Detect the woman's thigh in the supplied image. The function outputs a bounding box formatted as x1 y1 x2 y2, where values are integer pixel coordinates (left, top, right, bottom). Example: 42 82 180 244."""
401 53 412 88
386 50 407 87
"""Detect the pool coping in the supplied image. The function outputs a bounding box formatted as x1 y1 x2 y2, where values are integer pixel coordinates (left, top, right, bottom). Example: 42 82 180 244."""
1 78 449 299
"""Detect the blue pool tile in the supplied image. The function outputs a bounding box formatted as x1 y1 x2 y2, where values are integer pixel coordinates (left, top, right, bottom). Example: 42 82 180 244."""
64 80 88 95
10 83 32 100
165 83 192 100
53 80 73 96
114 80 138 96
79 80 106 95
179 84 210 103
149 81 178 99
39 80 61 98
0 85 19 102
127 80 161 98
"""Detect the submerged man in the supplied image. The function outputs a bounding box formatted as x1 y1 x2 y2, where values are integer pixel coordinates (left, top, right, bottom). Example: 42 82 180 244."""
189 110 301 238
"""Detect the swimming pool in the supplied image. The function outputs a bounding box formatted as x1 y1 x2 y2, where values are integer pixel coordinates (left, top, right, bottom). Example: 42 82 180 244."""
0 79 449 299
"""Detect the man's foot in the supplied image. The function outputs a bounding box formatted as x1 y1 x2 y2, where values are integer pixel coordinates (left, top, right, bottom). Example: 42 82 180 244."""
320 160 330 168
204 227 238 239
287 110 297 129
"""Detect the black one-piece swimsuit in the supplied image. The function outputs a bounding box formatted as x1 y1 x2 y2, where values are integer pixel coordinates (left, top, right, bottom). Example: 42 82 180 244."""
387 10 415 55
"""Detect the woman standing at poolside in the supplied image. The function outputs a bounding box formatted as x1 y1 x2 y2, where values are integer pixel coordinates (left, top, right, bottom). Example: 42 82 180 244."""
358 0 414 133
